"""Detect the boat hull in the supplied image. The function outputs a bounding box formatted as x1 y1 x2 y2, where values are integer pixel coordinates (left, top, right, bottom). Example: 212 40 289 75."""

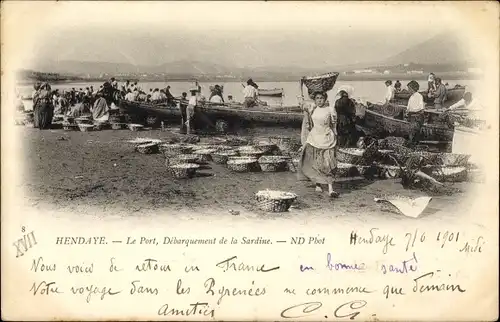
363 109 454 141
118 99 303 128
391 86 465 108
258 88 284 97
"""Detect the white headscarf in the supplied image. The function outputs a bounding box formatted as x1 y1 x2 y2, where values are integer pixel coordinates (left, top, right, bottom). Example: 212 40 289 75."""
335 85 355 99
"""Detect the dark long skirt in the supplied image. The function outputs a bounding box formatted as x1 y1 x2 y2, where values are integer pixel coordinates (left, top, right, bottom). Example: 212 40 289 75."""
298 143 337 185
35 103 53 129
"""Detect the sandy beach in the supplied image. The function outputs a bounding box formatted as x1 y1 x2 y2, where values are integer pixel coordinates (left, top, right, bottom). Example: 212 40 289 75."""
17 125 481 226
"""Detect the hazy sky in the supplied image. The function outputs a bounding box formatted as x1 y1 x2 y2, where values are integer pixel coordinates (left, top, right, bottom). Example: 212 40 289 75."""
4 2 486 69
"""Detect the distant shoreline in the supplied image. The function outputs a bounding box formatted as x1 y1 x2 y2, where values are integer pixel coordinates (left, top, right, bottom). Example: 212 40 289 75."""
16 72 482 85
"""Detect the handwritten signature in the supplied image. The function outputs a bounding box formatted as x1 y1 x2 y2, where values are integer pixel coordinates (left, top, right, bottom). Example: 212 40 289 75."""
281 300 368 319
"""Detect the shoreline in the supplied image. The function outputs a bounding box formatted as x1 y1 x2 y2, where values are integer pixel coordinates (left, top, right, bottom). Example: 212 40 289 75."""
15 73 482 85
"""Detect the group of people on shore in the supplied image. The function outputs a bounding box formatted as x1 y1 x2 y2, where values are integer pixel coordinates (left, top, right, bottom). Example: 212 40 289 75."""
24 80 119 129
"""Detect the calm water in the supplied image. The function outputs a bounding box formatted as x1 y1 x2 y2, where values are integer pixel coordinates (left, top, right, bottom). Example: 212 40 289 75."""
18 79 479 108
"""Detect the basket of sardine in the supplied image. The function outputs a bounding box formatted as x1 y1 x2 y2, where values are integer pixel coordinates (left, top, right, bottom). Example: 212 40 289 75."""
268 136 302 153
195 148 217 162
62 121 78 131
254 141 278 155
136 142 159 154
75 116 93 125
168 163 200 179
212 150 239 164
238 146 264 159
94 121 109 131
301 72 340 94
165 154 200 166
337 148 366 165
258 156 288 172
78 124 94 132
159 143 193 156
255 190 298 212
227 157 259 173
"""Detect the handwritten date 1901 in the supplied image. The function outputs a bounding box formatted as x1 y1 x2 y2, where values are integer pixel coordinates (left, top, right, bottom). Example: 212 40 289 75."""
281 300 368 320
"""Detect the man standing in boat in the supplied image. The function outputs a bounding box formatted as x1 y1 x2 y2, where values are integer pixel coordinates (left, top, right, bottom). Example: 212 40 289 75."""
242 79 259 108
430 77 447 109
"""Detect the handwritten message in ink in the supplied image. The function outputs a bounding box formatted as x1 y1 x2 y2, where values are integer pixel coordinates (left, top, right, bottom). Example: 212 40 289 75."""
14 227 492 320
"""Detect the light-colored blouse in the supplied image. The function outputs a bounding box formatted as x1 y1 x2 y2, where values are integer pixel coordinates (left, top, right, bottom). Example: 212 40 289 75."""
407 92 424 113
303 103 337 149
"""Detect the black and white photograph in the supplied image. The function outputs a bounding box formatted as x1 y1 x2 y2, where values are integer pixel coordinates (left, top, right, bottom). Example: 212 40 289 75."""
2 1 498 320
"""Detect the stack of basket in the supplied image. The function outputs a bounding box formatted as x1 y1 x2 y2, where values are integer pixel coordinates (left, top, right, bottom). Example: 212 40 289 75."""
212 150 239 164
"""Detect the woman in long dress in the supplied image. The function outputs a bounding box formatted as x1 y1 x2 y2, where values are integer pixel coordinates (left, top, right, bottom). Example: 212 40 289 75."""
33 82 54 130
298 91 339 198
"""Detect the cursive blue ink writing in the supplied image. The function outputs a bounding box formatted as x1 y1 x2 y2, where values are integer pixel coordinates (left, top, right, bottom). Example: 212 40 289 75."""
327 253 365 271
300 264 314 272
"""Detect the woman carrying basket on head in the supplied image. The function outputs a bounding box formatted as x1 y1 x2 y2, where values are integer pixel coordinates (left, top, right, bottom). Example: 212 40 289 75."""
298 91 339 198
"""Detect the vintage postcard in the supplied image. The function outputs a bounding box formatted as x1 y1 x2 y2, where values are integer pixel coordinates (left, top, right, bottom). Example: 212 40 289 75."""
1 1 498 321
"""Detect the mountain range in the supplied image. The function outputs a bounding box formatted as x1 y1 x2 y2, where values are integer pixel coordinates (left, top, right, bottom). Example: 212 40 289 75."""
29 32 477 78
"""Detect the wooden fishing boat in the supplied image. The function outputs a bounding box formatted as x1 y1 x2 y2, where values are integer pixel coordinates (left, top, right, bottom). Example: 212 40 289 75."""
118 99 303 128
363 109 454 141
258 88 284 97
391 85 466 108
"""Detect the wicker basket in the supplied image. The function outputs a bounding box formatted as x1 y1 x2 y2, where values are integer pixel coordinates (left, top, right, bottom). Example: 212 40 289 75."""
255 142 278 155
302 72 339 94
94 122 109 131
268 136 302 153
355 165 373 176
214 145 235 152
212 150 239 164
166 154 200 166
432 166 468 183
434 153 471 167
78 124 94 132
111 123 124 130
168 163 200 179
159 144 193 156
195 148 216 162
136 143 159 154
62 122 78 131
337 148 365 165
255 190 298 212
336 163 357 178
109 115 125 123
128 124 144 131
227 157 258 172
238 146 264 159
258 156 288 172
75 117 93 125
